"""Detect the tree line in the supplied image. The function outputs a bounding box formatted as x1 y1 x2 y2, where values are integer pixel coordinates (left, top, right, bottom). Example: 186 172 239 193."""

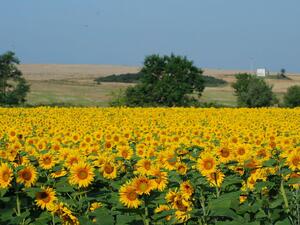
0 51 300 108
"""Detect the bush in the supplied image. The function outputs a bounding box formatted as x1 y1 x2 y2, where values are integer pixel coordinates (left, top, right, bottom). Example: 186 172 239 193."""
283 85 300 107
123 54 205 107
232 73 277 107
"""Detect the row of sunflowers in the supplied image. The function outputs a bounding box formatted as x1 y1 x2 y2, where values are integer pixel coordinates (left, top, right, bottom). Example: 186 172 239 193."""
0 107 299 225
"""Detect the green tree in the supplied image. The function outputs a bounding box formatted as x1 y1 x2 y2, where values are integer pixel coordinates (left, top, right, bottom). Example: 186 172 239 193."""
232 73 277 107
283 85 300 107
0 51 30 105
124 54 205 106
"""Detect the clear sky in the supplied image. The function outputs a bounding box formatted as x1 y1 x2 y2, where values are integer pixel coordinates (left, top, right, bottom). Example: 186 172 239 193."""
0 0 299 72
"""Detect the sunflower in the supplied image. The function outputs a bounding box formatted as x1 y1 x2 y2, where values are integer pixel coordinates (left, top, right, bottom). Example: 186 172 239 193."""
150 168 168 191
175 209 191 224
197 153 217 175
154 205 172 221
132 176 155 195
89 202 102 212
135 159 153 175
17 164 38 187
50 169 67 178
235 144 250 162
172 194 191 218
35 187 57 210
217 145 232 163
39 153 56 170
101 161 117 179
206 170 225 187
69 162 95 188
239 194 248 203
0 163 13 188
286 151 300 171
119 183 142 208
117 145 133 160
176 162 188 175
65 154 81 169
51 202 80 225
166 189 179 204
180 181 194 199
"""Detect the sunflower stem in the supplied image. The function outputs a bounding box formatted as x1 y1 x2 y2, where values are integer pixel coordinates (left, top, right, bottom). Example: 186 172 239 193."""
214 172 220 198
143 196 150 225
52 212 55 225
199 189 208 225
280 179 289 212
215 185 220 198
16 192 21 216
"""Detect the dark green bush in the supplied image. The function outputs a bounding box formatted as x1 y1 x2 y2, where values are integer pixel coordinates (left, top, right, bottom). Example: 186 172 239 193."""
232 73 277 107
283 85 300 107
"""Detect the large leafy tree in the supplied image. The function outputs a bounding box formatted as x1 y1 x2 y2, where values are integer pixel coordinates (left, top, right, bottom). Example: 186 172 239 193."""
232 73 277 107
124 54 205 106
0 51 30 105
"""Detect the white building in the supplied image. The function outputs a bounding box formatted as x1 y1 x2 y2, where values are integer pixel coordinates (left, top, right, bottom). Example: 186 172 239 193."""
256 68 266 77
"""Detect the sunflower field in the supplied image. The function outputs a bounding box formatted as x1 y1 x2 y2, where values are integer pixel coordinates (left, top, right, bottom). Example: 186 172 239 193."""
0 107 299 225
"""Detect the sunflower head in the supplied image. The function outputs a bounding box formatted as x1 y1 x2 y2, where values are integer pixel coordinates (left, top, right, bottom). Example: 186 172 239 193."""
69 162 95 188
119 182 142 208
132 176 155 195
0 163 13 189
35 187 57 210
17 165 38 188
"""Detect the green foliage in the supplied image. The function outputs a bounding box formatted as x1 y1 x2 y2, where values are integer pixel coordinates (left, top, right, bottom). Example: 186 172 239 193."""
123 54 205 107
94 72 144 84
0 51 30 105
232 73 277 107
202 75 227 87
109 89 127 107
95 72 226 87
283 85 300 107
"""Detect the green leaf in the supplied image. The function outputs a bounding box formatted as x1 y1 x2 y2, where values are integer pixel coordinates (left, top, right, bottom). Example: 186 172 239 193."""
25 187 41 198
56 185 74 192
222 175 243 189
33 212 52 225
78 216 94 225
208 192 240 210
255 210 267 219
275 218 292 225
286 177 300 185
91 208 114 225
216 222 259 225
152 209 174 222
0 188 7 197
116 215 143 225
270 198 283 209
263 158 278 167
210 208 242 220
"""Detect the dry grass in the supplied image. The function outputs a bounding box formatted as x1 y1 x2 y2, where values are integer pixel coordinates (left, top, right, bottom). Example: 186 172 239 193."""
19 64 300 106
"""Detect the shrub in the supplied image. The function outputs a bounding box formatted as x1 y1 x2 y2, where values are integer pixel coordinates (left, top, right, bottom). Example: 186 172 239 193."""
232 73 277 107
284 85 300 107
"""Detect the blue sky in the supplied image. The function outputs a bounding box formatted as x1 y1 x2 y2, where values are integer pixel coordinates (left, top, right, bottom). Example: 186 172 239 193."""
0 0 299 72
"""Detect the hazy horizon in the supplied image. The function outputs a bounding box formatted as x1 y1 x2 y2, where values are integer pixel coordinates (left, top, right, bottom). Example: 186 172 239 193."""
1 0 299 72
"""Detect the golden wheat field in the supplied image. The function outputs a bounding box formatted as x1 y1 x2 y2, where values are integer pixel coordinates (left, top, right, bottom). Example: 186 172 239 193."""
0 108 299 225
